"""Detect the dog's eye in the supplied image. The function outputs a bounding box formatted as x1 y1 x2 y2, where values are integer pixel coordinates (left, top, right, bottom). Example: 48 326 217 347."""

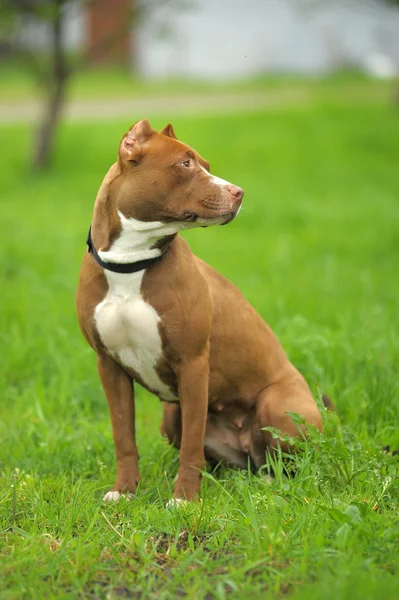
180 160 190 168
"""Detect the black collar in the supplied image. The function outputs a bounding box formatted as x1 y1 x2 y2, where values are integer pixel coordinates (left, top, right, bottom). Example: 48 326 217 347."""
86 227 163 274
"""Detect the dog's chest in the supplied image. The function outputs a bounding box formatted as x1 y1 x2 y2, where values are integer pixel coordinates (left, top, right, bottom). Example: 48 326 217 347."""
94 271 177 401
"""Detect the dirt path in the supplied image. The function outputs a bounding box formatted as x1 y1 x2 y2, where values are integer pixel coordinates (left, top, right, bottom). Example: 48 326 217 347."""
0 81 389 123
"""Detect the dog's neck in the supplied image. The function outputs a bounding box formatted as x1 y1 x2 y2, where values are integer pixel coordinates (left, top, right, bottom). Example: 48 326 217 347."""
98 211 178 264
90 164 178 265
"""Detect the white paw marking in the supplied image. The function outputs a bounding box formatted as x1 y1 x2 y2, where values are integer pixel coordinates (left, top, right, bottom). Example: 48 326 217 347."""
102 490 133 502
166 498 189 509
264 474 275 485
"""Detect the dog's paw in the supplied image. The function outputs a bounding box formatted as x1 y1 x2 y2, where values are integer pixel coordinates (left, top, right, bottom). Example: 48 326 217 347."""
103 490 134 503
166 497 189 509
264 474 275 485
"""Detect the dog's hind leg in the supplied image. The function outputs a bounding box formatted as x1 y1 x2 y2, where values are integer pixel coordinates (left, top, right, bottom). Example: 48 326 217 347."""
252 373 323 464
160 402 182 449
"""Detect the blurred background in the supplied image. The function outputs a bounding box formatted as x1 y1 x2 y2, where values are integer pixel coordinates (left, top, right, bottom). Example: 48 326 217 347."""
1 0 399 476
1 0 399 167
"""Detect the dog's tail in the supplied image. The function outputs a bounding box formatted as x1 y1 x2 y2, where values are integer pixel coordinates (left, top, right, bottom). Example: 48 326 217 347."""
322 394 336 411
383 446 399 457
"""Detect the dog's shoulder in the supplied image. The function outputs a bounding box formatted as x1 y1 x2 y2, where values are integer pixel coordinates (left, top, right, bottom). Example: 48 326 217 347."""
76 252 108 350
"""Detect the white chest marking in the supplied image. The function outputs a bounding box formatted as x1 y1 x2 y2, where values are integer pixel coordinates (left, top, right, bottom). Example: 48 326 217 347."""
95 269 177 402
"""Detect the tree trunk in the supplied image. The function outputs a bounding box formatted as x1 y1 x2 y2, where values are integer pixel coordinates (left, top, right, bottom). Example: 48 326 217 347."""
32 76 67 169
31 2 68 169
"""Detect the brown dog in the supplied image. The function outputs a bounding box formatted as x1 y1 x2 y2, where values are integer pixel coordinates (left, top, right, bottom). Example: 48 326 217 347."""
76 119 322 505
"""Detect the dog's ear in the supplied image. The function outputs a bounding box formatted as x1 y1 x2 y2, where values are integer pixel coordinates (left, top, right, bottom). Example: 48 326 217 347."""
120 119 154 163
160 123 177 139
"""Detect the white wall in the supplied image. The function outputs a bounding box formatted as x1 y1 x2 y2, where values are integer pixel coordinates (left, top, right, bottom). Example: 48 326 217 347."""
135 0 399 79
17 0 399 78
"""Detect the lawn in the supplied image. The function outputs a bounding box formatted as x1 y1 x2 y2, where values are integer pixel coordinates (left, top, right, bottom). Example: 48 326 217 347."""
1 84 399 599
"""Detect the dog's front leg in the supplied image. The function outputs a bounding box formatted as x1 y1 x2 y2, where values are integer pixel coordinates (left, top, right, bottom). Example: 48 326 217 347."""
97 353 141 500
173 352 209 501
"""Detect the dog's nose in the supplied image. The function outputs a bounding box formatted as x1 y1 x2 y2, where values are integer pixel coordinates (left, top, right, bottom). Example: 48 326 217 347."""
227 185 245 202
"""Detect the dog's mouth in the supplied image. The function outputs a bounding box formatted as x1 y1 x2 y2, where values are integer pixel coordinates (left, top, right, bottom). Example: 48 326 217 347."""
197 210 239 228
198 209 240 228
220 211 237 226
219 203 243 225
163 206 241 229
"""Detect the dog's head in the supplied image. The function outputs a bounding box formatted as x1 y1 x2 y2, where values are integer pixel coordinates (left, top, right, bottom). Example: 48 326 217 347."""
114 119 244 229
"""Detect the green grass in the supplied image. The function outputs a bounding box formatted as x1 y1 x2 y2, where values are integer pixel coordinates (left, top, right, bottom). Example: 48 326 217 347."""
1 85 399 598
